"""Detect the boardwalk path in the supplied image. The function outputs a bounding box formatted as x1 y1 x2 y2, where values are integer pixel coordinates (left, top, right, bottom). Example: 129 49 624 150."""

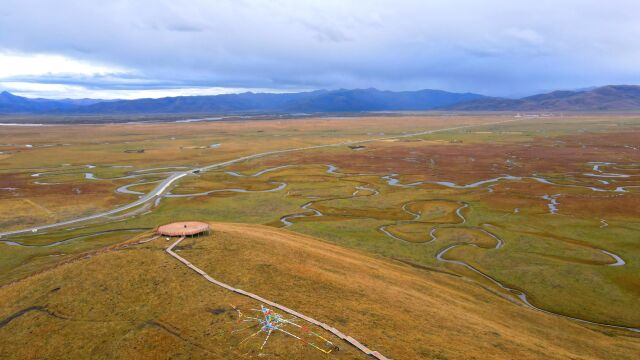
166 236 389 360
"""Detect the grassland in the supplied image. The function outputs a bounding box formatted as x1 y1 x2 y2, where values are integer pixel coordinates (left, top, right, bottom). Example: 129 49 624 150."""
1 114 639 358
2 223 639 359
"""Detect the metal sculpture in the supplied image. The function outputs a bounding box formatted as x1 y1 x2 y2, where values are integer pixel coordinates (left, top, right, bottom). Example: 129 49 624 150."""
232 304 338 354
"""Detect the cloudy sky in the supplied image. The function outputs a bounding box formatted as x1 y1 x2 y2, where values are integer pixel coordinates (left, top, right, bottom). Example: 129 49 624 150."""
1 0 640 99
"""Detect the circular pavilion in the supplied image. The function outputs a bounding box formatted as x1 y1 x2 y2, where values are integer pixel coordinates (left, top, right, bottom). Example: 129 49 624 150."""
156 221 210 237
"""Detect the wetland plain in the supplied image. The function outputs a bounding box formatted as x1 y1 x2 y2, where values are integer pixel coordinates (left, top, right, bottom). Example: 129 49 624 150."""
1 114 639 359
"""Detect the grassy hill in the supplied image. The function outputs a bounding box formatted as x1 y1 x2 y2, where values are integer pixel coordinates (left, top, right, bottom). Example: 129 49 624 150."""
1 222 638 359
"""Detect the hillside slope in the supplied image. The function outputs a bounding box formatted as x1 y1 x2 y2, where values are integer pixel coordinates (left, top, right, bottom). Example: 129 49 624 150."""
445 85 640 111
0 223 638 359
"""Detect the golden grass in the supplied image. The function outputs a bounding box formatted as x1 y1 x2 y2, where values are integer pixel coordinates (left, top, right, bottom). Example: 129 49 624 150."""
2 223 638 359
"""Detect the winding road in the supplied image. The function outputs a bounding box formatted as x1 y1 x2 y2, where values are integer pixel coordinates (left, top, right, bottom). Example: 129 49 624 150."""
0 118 522 238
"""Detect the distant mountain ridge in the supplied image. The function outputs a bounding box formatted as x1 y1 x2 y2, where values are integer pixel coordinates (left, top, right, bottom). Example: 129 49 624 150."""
2 85 640 114
0 91 106 113
0 88 485 114
65 88 487 114
442 85 640 111
0 91 73 112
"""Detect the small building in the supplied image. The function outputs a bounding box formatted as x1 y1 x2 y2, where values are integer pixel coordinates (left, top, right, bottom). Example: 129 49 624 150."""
156 221 210 237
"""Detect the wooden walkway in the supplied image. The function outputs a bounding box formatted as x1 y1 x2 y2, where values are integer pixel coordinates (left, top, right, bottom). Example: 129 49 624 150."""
166 236 389 360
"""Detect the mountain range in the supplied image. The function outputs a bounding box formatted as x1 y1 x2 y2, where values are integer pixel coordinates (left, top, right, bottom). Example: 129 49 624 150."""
1 85 640 115
0 91 106 113
447 85 640 111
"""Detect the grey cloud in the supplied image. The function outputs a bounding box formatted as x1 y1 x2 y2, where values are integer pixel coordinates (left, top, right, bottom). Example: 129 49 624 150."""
1 0 639 97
